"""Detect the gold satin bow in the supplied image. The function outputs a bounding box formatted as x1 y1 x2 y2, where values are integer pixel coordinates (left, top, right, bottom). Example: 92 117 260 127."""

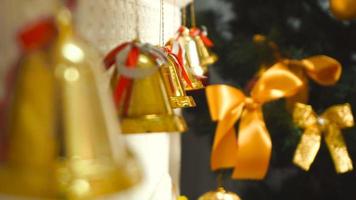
283 55 342 110
206 63 303 179
293 103 354 173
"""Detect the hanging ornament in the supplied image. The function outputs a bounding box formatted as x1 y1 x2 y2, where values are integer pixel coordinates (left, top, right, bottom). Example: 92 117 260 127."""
161 47 196 108
198 187 241 200
198 173 241 200
157 0 195 108
206 63 303 179
0 16 57 161
167 27 205 90
330 0 356 20
188 1 218 73
293 103 354 173
104 41 187 133
166 0 204 90
189 26 218 73
0 8 141 199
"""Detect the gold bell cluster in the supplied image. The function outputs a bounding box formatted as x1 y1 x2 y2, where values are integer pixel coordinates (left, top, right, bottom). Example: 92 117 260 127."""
0 8 141 199
166 25 218 89
101 1 219 134
105 40 191 134
166 26 205 90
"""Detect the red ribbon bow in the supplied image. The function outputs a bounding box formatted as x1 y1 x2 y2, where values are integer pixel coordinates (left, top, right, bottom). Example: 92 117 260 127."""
104 43 140 108
190 27 214 48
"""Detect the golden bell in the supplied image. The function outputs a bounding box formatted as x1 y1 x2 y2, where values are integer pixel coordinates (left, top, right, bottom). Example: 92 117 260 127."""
115 44 187 133
330 0 356 20
0 8 141 199
198 187 242 200
176 26 205 91
194 35 217 73
160 52 196 108
191 28 218 73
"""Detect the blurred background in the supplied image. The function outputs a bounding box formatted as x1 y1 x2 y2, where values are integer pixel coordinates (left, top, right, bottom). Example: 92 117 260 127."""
181 0 356 199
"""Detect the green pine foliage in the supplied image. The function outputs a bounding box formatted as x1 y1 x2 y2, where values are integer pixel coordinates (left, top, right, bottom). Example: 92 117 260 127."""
182 0 356 199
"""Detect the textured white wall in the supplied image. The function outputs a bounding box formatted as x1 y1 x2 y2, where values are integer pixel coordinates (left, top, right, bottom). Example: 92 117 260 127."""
76 1 184 199
0 0 189 199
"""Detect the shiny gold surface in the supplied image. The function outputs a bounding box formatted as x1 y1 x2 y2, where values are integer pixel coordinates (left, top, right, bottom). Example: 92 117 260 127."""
0 50 57 198
117 49 187 133
198 187 241 200
194 34 218 72
177 27 205 90
330 0 356 20
293 103 354 173
160 54 196 108
206 63 303 179
121 114 187 133
283 56 341 112
0 8 141 199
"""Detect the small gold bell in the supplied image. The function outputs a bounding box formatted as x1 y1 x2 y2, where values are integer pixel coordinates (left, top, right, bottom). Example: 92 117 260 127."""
173 26 205 91
160 51 196 108
330 0 356 20
198 187 242 200
0 8 141 199
108 42 187 133
190 27 218 73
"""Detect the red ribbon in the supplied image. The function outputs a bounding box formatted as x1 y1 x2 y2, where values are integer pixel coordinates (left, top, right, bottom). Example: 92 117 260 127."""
104 42 130 68
17 17 56 52
177 26 186 37
190 27 214 47
164 45 193 88
104 43 140 107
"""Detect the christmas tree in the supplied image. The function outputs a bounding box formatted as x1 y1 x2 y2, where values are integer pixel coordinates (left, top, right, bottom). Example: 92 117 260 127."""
181 0 356 199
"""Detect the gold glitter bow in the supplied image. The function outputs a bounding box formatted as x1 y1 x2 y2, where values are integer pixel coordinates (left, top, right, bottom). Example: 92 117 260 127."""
293 103 354 173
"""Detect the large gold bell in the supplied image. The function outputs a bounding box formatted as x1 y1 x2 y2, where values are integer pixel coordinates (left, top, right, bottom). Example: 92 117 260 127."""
160 51 196 108
330 0 356 20
198 187 242 200
111 43 187 133
174 26 205 91
190 27 218 73
0 9 140 199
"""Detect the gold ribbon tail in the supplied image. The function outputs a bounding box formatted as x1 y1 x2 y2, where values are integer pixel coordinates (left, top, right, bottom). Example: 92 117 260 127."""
232 107 272 179
206 85 245 170
324 124 353 173
293 126 322 171
211 109 242 170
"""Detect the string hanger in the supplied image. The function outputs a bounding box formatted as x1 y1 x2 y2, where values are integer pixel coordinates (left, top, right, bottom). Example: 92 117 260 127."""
159 0 165 46
134 0 140 40
190 0 196 28
181 0 197 28
182 0 187 27
173 0 176 31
